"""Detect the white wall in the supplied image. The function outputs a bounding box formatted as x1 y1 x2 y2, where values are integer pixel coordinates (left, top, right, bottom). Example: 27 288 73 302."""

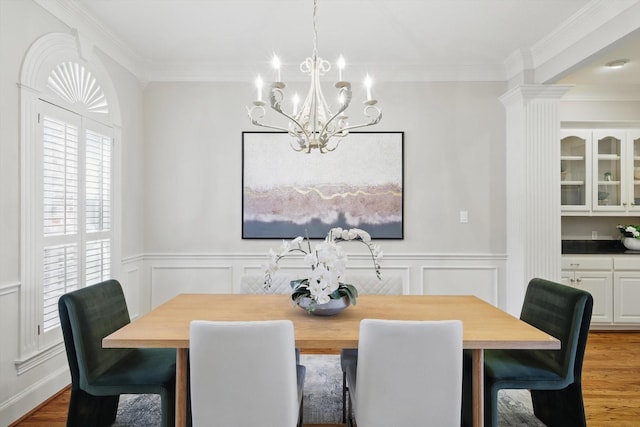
142 81 507 254
0 1 146 425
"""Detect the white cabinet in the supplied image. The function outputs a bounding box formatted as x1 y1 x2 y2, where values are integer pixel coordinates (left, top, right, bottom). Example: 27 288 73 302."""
613 257 640 323
562 255 640 328
561 129 640 215
561 257 613 323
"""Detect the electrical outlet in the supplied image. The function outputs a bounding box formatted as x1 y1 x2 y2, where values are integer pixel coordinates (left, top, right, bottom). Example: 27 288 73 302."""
592 231 597 240
459 210 468 223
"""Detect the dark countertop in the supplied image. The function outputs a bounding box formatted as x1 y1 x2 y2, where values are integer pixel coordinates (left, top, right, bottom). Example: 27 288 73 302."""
562 240 640 255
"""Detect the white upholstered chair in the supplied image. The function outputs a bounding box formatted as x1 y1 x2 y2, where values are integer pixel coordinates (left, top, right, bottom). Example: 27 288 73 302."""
346 319 463 427
239 274 301 363
189 320 305 427
340 275 403 421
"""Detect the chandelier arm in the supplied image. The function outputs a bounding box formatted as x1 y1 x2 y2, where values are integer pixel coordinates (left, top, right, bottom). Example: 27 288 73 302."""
269 86 313 145
322 105 382 140
247 107 303 137
318 87 352 141
270 107 311 142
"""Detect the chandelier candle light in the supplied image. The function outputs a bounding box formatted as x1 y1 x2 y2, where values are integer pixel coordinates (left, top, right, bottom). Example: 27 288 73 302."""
247 0 382 153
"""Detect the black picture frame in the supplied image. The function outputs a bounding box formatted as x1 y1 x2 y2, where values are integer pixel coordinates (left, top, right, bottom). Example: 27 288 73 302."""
242 131 404 239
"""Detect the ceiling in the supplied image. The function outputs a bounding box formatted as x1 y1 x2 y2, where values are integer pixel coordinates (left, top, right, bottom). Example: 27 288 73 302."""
52 0 640 86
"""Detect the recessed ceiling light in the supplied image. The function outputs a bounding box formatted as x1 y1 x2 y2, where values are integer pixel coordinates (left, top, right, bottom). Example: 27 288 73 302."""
605 59 629 69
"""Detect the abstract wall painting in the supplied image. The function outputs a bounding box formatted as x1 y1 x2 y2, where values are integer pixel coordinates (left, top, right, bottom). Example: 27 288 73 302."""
242 131 403 239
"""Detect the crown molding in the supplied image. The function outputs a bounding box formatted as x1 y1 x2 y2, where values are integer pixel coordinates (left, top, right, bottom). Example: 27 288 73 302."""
144 61 507 83
533 0 640 84
504 0 640 83
34 0 147 81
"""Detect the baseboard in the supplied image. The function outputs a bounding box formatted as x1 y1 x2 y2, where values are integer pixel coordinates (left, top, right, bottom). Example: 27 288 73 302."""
0 366 70 427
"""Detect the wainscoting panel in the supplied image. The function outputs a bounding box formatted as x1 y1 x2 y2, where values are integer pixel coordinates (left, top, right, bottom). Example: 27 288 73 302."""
421 266 500 306
123 267 141 319
150 265 233 308
138 253 508 312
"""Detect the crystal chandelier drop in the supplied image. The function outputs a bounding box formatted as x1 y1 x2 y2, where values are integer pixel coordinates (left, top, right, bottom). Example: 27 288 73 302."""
247 0 382 153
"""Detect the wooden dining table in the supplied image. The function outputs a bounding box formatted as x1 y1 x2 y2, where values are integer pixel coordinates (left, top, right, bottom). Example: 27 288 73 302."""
103 293 559 427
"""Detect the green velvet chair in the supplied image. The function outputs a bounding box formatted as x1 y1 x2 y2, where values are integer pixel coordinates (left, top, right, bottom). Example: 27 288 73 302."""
462 277 593 427
59 279 177 427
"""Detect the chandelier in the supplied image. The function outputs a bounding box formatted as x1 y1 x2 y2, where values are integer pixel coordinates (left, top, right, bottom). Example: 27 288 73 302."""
246 0 382 153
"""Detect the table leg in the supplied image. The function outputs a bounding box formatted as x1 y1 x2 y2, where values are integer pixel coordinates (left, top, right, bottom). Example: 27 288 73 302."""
176 348 188 427
472 349 484 427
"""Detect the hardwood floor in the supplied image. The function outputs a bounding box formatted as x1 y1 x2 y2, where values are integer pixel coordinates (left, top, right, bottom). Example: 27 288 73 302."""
10 331 640 426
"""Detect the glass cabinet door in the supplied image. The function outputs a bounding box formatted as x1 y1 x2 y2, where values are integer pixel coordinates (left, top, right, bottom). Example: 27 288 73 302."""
560 132 589 210
593 132 623 211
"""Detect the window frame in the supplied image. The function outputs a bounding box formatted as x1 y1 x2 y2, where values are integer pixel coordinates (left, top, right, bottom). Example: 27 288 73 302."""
18 32 122 370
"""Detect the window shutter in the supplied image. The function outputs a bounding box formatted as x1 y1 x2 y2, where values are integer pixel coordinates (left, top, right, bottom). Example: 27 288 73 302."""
42 244 78 332
42 116 78 236
85 127 112 286
42 114 80 332
85 129 111 232
39 111 113 334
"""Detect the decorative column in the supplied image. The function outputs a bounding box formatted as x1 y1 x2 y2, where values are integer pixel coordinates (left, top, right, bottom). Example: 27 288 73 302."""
500 85 572 315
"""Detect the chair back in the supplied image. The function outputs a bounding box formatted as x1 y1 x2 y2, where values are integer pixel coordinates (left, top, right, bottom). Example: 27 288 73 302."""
520 278 593 382
240 273 403 295
346 274 403 295
59 279 133 389
240 274 293 294
189 319 300 427
355 319 463 427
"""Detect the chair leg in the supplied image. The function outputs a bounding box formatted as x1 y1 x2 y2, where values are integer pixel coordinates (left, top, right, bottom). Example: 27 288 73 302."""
342 371 347 423
485 384 499 427
531 382 587 427
346 382 355 427
160 389 176 427
298 395 304 427
66 388 118 427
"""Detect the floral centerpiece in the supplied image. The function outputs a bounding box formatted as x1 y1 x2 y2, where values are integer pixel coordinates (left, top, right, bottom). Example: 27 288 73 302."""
617 224 640 251
264 227 383 313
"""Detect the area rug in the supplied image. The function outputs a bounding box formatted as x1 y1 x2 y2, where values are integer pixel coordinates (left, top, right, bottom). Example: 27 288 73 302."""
114 354 545 426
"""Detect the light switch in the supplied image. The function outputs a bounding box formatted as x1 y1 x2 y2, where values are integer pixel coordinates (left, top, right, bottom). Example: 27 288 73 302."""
459 210 468 223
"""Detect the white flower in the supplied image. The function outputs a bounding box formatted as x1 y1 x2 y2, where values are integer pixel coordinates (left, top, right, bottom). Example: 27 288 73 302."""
303 252 317 267
356 229 371 242
291 236 304 249
278 239 290 254
264 227 382 310
625 226 640 238
329 227 343 241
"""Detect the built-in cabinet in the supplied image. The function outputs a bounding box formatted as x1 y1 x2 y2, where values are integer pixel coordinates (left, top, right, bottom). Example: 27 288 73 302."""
561 129 640 215
562 255 640 328
560 256 613 323
613 257 640 324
